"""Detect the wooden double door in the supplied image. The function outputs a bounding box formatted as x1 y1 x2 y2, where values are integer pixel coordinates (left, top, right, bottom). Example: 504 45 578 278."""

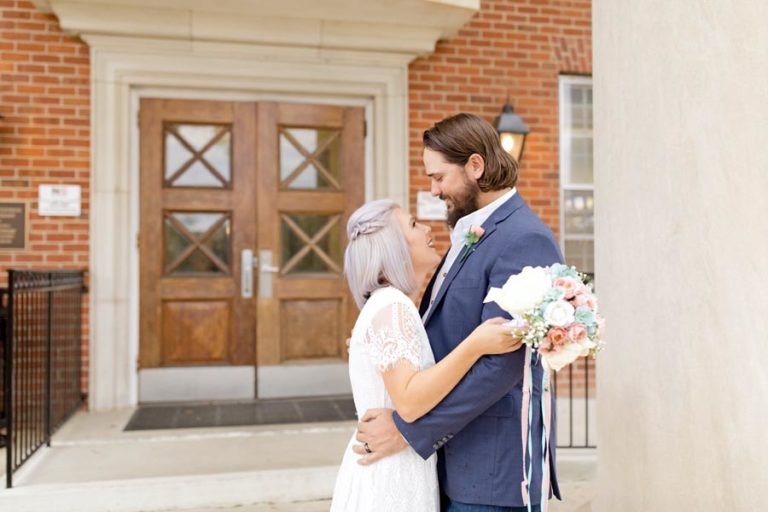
139 99 363 398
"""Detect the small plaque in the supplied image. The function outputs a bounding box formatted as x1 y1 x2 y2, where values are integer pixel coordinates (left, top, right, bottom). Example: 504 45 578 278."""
0 203 27 250
416 191 447 221
39 184 81 217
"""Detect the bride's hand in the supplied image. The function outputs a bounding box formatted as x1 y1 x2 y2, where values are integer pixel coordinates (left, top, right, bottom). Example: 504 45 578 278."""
467 317 523 356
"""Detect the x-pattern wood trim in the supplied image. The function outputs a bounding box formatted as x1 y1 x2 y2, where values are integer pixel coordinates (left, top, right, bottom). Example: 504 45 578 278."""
164 212 230 275
280 129 341 190
281 214 342 274
165 125 231 187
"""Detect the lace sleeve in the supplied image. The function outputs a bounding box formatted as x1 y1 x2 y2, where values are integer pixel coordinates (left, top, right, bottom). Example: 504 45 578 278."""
363 301 423 373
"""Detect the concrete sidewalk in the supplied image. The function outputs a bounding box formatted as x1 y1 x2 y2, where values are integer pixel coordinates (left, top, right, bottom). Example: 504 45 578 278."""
0 408 595 512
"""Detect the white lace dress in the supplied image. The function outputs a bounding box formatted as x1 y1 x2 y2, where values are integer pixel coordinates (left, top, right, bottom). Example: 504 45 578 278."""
330 286 439 512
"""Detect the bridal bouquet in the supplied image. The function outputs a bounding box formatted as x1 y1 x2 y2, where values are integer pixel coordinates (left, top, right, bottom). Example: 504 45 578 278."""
484 263 605 371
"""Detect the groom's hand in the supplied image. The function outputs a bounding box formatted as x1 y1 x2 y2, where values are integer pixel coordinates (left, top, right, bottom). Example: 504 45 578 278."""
353 408 408 465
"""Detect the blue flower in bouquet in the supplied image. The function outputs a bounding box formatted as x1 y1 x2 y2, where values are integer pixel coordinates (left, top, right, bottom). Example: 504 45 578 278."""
574 307 596 326
549 263 579 280
544 287 565 302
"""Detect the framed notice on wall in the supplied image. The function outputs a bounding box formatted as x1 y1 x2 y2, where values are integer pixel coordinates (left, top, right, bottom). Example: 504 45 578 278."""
0 202 28 251
39 184 81 217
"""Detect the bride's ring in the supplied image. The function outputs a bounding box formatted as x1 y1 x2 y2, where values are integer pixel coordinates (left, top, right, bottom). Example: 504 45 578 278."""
364 442 372 454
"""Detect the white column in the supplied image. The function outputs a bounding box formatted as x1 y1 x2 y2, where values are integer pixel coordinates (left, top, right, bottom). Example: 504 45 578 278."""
593 1 768 509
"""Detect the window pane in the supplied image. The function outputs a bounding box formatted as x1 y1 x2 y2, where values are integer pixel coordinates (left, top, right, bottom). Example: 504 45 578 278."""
569 137 593 184
564 239 594 275
164 212 231 276
164 221 191 270
173 212 224 237
279 128 341 190
563 189 594 236
203 220 231 268
174 248 225 275
173 161 223 188
164 124 231 188
281 214 342 274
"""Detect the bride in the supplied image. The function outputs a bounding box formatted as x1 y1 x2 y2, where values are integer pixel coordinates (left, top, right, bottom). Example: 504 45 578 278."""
330 199 522 511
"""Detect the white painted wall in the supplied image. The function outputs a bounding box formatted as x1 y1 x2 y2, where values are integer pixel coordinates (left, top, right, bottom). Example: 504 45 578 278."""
593 1 768 509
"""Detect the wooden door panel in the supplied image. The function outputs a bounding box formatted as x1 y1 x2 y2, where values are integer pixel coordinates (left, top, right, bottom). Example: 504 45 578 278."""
276 193 346 212
280 299 342 361
162 300 230 365
256 102 364 366
140 99 256 369
159 278 235 297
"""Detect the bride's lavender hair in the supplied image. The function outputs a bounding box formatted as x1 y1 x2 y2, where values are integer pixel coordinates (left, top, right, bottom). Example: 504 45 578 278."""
344 199 416 308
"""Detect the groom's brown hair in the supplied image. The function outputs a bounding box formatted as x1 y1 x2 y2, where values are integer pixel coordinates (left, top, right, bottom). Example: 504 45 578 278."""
423 113 519 191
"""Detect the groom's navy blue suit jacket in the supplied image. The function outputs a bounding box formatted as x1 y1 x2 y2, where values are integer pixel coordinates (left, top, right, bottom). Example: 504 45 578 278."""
393 192 563 507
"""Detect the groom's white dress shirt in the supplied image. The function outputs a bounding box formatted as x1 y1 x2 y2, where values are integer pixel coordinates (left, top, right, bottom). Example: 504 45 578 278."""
423 187 517 321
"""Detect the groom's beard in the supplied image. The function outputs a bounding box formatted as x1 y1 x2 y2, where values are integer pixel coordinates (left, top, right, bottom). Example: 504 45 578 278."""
443 177 480 229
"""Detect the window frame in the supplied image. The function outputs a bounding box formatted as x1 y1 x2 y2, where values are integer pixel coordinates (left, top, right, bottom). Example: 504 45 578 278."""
559 75 595 271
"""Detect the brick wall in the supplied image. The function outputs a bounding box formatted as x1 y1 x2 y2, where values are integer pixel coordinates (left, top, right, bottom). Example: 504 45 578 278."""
408 0 594 398
409 0 591 241
0 0 90 394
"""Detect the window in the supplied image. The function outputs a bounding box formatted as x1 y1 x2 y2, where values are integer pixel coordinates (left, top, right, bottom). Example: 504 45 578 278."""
559 76 594 277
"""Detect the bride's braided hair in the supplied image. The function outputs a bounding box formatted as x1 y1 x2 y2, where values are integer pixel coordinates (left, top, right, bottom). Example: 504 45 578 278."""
344 199 416 308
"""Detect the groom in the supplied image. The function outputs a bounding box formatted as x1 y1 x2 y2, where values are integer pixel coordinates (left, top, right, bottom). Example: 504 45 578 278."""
354 113 563 511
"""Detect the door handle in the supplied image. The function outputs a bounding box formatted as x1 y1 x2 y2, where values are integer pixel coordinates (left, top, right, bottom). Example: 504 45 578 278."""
241 249 254 298
259 249 279 298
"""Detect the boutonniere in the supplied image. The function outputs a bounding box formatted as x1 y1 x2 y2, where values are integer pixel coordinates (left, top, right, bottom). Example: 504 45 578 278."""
459 225 485 263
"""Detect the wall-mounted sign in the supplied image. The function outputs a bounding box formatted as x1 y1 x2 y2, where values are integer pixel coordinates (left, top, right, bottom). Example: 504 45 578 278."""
416 191 447 221
39 184 81 217
0 202 27 250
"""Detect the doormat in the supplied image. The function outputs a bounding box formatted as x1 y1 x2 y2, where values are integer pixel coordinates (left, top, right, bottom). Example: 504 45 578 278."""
124 395 356 431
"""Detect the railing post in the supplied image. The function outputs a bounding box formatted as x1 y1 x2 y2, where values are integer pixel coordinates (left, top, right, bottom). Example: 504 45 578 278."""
6 270 15 489
46 272 53 447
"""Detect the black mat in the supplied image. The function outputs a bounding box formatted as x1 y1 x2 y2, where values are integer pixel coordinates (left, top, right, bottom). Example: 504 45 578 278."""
124 395 356 431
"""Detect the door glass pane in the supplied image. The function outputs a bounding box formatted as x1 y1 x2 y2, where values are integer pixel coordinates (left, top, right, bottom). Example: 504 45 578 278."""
164 212 231 276
164 221 191 270
164 124 231 188
175 248 225 275
279 128 341 190
173 212 224 237
203 220 231 267
563 189 594 236
281 214 342 274
173 161 223 187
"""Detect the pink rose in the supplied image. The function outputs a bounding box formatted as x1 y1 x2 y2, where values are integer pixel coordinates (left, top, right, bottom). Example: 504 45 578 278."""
547 326 568 346
538 341 553 355
554 277 582 299
470 225 485 238
567 323 588 343
572 293 597 311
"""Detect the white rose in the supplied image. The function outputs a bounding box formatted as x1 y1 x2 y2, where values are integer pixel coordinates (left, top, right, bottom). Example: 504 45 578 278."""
543 300 575 327
484 266 551 316
541 343 582 372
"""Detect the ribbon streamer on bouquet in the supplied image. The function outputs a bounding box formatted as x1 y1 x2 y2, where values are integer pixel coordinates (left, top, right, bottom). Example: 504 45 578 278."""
523 349 550 512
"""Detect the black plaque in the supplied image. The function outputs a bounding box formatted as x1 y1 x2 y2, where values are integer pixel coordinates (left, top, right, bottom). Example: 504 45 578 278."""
0 202 26 250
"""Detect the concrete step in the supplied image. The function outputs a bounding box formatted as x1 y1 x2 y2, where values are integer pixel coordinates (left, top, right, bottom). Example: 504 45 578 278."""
0 409 354 512
0 465 338 512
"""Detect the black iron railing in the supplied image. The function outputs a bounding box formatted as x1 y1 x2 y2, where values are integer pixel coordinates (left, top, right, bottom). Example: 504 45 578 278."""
553 355 597 449
1 270 86 488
